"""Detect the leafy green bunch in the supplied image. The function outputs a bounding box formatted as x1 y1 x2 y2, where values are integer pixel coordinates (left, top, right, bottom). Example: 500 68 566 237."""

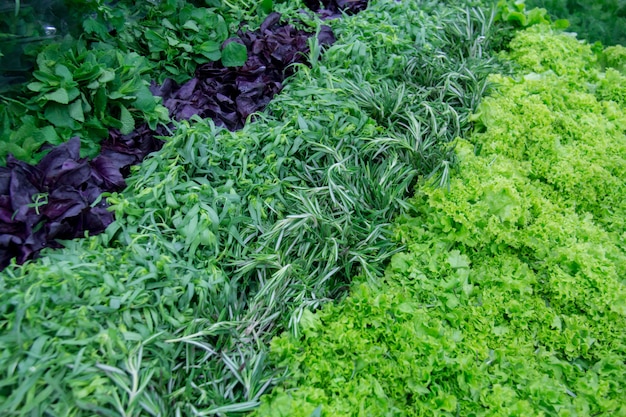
489 0 569 50
60 0 250 84
0 39 169 163
205 0 280 27
480 25 626 234
100 0 247 84
496 0 551 27
72 0 143 41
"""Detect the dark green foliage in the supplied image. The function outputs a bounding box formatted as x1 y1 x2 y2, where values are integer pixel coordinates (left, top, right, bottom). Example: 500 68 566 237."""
114 0 242 83
525 0 626 46
489 0 570 52
0 0 272 165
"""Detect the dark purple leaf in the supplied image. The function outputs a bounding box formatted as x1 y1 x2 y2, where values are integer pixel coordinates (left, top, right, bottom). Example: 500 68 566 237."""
91 155 128 190
319 26 336 45
0 126 164 270
179 105 201 120
9 166 41 224
176 78 198 100
150 78 176 97
43 186 88 221
0 167 10 195
34 137 94 189
7 155 43 190
81 206 114 235
261 12 282 32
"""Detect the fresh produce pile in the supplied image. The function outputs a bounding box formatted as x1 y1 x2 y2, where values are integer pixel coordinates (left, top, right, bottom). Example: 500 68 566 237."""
254 22 626 417
0 135 162 269
1 0 625 416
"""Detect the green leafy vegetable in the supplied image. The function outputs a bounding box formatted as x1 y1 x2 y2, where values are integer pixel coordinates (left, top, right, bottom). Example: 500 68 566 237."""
0 0 506 414
119 1 234 83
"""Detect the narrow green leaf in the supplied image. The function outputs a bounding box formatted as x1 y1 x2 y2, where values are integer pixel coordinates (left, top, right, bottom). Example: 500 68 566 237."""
93 88 107 115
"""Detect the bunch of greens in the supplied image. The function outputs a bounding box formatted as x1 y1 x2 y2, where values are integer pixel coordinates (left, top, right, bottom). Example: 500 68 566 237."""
75 0 268 84
122 1 245 84
524 0 626 46
0 0 506 414
496 0 553 28
0 7 334 270
480 25 626 234
0 39 169 164
0 126 166 270
0 0 250 167
481 0 570 51
1 138 110 269
253 25 626 416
